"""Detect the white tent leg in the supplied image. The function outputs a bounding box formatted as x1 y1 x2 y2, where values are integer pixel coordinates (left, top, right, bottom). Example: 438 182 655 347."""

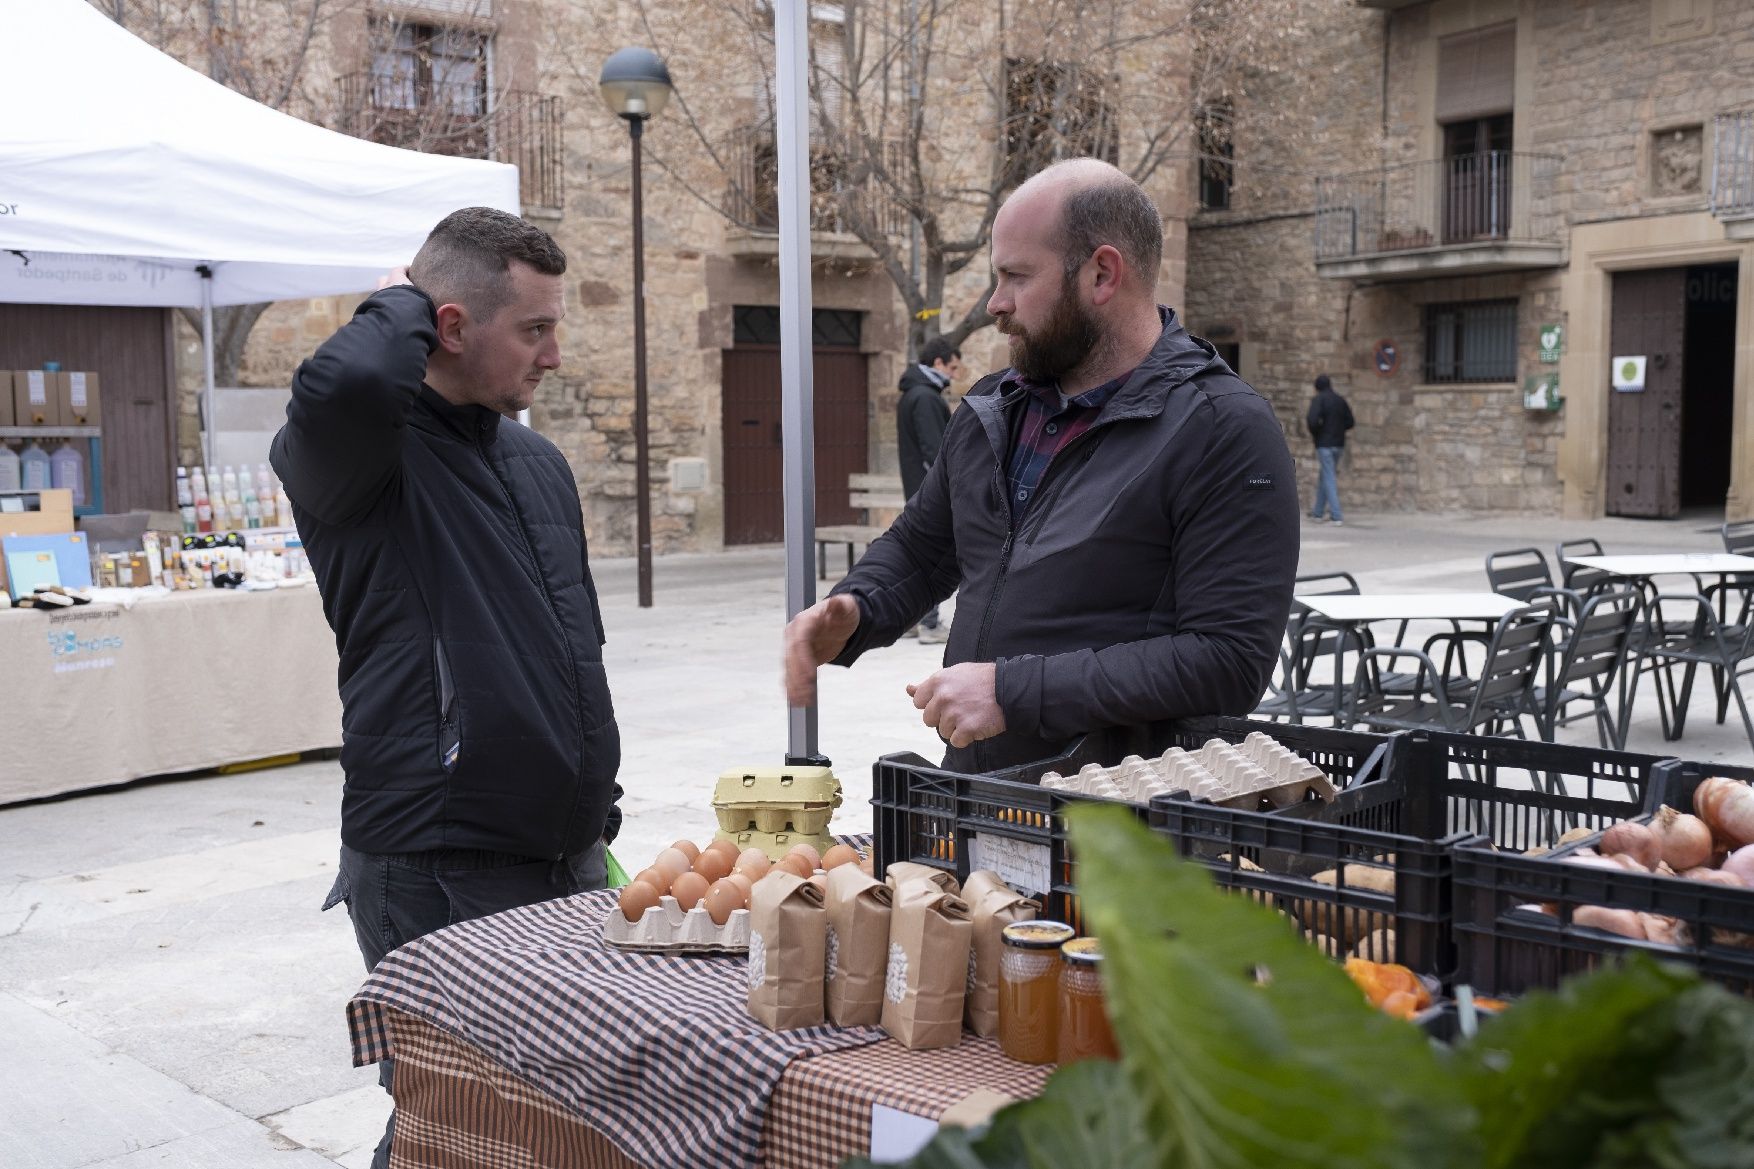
200 268 216 471
776 0 822 764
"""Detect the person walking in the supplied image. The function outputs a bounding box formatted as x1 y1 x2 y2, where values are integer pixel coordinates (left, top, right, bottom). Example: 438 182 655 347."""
783 159 1297 771
1305 374 1354 525
271 207 621 1169
896 336 962 643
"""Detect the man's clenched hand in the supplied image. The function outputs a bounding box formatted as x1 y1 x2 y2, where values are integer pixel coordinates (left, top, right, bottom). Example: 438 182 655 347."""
907 663 1005 749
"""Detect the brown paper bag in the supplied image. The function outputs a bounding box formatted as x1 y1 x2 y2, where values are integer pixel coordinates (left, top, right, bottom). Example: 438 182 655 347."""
961 870 1040 1037
824 864 894 1026
747 870 827 1030
881 877 973 1049
884 862 960 896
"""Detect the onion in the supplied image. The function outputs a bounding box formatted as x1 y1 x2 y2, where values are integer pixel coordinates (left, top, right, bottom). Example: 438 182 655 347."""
1639 914 1689 947
1695 777 1754 849
1573 905 1647 939
1649 805 1714 872
1722 843 1754 885
1599 821 1662 870
1682 866 1747 888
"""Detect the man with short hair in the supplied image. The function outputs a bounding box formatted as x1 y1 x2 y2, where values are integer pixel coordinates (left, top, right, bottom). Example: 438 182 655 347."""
783 160 1297 770
1305 373 1354 525
896 335 963 642
272 206 621 1169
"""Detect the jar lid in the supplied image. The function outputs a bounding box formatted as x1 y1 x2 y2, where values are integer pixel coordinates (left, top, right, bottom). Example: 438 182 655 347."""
1001 920 1075 949
1061 936 1103 965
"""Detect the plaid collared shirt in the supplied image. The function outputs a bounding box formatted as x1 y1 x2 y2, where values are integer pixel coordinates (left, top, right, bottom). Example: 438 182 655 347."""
1003 370 1131 523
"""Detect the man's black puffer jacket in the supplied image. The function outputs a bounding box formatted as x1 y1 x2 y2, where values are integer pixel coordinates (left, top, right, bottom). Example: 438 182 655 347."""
271 286 621 860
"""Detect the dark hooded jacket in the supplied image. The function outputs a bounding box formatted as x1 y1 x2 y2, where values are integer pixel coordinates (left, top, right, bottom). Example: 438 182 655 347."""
1306 384 1355 448
271 286 621 860
830 308 1298 773
896 364 952 499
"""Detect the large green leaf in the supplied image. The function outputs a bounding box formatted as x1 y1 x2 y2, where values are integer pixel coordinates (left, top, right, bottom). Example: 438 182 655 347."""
1067 804 1477 1169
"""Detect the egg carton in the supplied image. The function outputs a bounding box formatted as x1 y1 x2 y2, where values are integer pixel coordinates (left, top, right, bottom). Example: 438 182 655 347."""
713 765 843 836
601 894 752 955
717 827 837 861
1040 733 1335 810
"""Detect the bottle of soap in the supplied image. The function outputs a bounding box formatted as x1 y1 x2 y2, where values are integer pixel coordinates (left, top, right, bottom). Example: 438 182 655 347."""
0 444 20 494
20 442 51 492
50 442 85 508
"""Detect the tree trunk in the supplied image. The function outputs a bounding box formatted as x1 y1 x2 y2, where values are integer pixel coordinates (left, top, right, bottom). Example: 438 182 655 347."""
177 302 273 388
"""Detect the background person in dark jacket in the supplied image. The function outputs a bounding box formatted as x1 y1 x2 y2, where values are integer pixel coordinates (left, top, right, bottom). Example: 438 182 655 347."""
783 160 1297 772
271 208 620 1169
1305 373 1354 524
896 336 962 643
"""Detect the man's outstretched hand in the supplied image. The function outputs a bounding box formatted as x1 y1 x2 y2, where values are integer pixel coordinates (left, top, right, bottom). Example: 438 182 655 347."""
783 594 862 707
907 663 1005 749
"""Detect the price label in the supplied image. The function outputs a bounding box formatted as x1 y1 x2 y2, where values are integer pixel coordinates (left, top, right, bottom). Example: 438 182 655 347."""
967 833 1052 899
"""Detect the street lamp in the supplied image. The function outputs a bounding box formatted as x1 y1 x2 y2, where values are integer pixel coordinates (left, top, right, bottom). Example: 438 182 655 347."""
599 47 673 609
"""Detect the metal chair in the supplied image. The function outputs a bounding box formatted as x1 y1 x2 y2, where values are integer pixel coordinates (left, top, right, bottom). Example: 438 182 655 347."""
1529 589 1641 748
1625 590 1754 751
1555 538 1613 599
1254 571 1367 724
1485 548 1579 615
1346 603 1555 739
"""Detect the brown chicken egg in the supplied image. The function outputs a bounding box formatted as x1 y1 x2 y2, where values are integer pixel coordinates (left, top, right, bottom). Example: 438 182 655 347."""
694 849 735 883
858 856 875 877
726 872 754 900
653 848 693 880
634 867 672 895
704 838 742 863
671 871 710 911
670 839 701 863
821 844 861 870
787 843 822 871
733 849 772 881
703 878 747 925
775 853 813 879
618 880 660 923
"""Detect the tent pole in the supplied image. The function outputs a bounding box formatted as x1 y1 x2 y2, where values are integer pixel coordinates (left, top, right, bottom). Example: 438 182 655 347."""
199 266 216 472
776 0 825 767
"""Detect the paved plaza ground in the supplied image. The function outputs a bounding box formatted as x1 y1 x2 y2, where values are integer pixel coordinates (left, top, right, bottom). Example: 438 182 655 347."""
5 507 1753 1167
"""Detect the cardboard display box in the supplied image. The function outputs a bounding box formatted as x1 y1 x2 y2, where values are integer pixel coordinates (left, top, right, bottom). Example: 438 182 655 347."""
61 371 100 427
13 371 62 427
0 488 76 595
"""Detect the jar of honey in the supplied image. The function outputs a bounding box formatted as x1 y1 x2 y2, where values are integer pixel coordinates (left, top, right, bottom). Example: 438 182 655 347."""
1057 936 1120 1063
999 920 1075 1064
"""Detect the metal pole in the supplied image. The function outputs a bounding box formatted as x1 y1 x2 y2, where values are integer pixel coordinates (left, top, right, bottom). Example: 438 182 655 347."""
630 117 654 608
776 0 825 765
199 266 216 472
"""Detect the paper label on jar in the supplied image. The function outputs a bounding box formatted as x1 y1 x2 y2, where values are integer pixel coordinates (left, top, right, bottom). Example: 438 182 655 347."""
70 373 87 410
967 834 1052 900
27 370 46 405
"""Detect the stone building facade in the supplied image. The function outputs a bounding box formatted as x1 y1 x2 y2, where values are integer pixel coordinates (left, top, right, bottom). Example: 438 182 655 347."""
157 0 1192 554
1184 0 1754 520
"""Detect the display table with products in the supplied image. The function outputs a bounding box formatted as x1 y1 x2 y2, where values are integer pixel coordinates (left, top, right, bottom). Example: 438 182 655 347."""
348 888 1055 1169
0 584 342 803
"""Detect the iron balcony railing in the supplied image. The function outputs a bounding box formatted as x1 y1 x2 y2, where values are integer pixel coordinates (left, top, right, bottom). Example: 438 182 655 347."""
1712 110 1754 219
336 72 564 212
1315 151 1561 261
724 123 909 239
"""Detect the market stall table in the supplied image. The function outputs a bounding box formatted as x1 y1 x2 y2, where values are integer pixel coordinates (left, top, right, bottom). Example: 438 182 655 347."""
1292 592 1526 624
348 888 1054 1169
0 584 342 803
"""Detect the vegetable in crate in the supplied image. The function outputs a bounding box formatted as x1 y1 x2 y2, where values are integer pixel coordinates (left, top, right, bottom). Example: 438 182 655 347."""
1695 776 1754 849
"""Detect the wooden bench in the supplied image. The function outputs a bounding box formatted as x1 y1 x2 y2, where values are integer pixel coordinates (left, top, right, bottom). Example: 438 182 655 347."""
815 472 905 579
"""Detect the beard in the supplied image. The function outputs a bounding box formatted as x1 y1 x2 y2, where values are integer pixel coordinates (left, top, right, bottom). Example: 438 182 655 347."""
1001 276 1102 384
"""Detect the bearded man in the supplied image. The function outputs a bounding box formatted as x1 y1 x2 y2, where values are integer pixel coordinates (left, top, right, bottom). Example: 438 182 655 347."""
782 159 1298 771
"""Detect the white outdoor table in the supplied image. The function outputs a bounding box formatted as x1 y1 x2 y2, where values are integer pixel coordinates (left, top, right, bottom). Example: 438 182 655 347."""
1293 592 1526 623
1566 553 1754 579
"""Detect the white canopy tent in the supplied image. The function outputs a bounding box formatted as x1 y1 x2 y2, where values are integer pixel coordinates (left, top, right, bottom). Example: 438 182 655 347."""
0 0 522 465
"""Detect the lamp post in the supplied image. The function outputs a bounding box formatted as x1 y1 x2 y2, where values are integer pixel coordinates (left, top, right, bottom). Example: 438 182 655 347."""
599 47 673 608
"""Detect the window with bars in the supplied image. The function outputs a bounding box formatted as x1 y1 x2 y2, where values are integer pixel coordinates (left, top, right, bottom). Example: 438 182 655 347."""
1423 299 1518 383
1001 58 1118 187
368 19 488 115
1197 104 1234 211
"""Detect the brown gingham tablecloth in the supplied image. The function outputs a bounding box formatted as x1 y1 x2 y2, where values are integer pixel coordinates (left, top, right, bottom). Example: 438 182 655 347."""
348 887 887 1169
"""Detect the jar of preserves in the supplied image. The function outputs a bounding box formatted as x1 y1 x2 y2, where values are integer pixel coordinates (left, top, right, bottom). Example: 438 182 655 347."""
1057 936 1119 1063
999 920 1075 1064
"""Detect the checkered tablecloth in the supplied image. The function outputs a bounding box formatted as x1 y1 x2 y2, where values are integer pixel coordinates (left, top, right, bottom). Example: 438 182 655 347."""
349 887 886 1169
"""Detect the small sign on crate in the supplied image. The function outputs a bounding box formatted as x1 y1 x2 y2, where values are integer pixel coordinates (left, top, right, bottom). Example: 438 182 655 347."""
967 833 1052 899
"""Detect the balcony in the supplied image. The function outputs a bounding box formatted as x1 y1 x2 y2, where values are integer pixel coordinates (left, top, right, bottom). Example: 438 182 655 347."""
1314 151 1563 280
722 124 908 262
336 73 564 213
1712 110 1754 240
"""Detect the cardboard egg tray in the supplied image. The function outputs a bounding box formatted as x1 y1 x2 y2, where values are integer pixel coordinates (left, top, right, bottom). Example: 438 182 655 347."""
715 827 837 862
1041 732 1336 810
601 894 752 955
713 765 843 838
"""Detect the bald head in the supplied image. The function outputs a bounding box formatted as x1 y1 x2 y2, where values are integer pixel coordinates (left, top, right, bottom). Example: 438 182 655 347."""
1004 159 1163 291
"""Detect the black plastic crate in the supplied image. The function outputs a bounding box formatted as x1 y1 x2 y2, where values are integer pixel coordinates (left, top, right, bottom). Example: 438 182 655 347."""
1453 757 1754 995
870 717 1396 932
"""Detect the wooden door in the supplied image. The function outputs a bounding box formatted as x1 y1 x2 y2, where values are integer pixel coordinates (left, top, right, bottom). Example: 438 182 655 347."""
0 304 175 512
721 345 868 545
1607 268 1686 518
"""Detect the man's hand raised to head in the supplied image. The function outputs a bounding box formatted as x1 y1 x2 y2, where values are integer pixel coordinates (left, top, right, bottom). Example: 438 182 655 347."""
377 267 413 290
783 593 863 707
907 663 1005 749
